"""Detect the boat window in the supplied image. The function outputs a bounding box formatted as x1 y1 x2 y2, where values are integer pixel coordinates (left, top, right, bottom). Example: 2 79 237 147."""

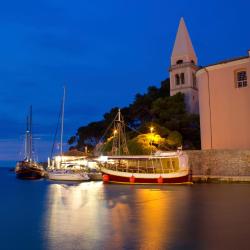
172 161 175 168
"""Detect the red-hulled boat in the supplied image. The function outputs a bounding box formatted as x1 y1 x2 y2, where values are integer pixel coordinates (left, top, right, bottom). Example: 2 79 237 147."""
97 152 192 184
95 109 192 185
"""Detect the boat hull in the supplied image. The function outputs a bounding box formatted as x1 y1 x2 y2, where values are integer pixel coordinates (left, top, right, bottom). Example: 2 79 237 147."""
48 172 90 181
101 168 192 184
88 172 103 181
15 166 44 180
16 171 43 180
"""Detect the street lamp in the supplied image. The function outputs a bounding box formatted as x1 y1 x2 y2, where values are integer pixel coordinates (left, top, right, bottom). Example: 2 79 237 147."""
150 127 154 133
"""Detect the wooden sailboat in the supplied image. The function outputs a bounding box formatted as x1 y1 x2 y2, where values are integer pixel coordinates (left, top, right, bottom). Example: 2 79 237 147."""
96 109 192 184
47 87 89 181
15 106 45 179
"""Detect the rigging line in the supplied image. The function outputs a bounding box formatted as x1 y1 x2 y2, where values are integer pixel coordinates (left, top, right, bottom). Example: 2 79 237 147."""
125 123 142 135
97 112 119 144
50 97 63 159
96 117 118 154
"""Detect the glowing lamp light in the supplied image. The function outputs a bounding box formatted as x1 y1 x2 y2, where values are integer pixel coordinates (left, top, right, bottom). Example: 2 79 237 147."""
150 127 154 133
114 129 118 135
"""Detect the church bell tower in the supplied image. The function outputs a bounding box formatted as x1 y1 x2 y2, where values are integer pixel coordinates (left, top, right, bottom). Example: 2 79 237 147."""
169 18 199 114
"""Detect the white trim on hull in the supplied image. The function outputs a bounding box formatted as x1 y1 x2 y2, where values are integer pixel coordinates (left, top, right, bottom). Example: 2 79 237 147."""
101 167 189 179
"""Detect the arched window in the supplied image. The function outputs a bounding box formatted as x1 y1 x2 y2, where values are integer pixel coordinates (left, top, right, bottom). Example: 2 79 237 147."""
180 73 185 84
175 74 180 85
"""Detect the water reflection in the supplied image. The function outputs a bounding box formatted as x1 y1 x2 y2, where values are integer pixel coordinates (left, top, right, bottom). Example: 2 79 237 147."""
44 182 104 250
135 189 171 249
44 183 191 250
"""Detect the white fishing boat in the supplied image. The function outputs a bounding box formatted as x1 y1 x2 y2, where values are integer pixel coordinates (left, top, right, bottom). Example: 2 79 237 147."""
97 151 191 184
47 87 89 181
96 109 192 184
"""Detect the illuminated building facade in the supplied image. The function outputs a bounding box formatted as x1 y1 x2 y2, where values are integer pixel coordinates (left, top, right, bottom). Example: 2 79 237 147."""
170 18 250 149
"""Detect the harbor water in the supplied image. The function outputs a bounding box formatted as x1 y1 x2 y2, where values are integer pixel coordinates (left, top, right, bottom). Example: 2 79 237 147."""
0 165 250 250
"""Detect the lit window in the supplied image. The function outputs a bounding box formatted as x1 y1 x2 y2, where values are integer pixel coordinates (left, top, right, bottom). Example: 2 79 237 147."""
236 71 247 88
175 74 180 85
180 73 185 84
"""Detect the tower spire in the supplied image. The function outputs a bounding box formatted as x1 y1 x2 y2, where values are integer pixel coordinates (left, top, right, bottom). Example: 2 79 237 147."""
171 17 197 65
169 18 199 114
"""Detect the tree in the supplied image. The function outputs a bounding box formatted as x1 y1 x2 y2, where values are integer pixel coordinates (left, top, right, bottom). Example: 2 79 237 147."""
151 92 200 149
68 77 200 152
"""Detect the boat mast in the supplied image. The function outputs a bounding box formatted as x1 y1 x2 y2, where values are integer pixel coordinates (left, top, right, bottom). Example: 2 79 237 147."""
24 115 29 161
29 105 32 162
60 86 66 157
118 109 121 155
112 109 129 155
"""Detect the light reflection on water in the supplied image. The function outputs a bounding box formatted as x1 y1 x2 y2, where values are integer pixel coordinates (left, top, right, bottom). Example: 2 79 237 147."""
1 168 250 250
44 183 192 250
45 182 104 250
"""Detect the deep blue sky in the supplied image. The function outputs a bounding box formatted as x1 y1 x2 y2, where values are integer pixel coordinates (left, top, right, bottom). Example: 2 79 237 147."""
1 0 250 161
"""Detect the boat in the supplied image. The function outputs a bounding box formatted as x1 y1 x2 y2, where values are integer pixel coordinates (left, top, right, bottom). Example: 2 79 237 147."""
96 109 192 184
47 156 89 181
97 152 191 184
87 169 103 181
48 169 89 181
15 106 45 179
15 161 45 179
47 87 89 181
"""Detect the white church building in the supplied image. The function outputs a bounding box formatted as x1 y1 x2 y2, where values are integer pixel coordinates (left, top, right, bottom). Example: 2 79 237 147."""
169 18 250 150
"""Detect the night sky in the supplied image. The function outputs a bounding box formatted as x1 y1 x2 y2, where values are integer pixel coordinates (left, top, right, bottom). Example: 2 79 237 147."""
1 0 250 161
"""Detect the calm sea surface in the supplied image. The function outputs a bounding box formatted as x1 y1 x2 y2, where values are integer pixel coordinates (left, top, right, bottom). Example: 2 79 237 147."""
0 164 250 250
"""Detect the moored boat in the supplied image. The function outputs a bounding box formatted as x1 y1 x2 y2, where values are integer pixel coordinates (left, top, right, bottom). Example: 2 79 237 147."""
48 169 89 181
97 151 192 184
15 106 45 180
16 161 45 180
47 87 89 181
88 171 102 181
95 109 192 185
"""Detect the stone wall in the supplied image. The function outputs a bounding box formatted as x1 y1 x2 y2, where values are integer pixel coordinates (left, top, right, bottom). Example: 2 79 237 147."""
186 150 250 181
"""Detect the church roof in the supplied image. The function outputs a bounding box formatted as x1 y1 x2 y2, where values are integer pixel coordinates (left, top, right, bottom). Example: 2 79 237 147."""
204 56 249 68
171 17 197 65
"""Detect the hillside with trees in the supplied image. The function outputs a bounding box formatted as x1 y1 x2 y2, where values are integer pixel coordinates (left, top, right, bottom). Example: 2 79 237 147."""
68 78 200 154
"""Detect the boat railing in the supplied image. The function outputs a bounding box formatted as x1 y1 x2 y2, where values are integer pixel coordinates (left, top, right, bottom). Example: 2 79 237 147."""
101 162 180 174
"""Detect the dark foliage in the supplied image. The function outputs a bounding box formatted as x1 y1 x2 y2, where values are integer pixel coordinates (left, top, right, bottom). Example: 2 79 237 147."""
69 78 200 151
